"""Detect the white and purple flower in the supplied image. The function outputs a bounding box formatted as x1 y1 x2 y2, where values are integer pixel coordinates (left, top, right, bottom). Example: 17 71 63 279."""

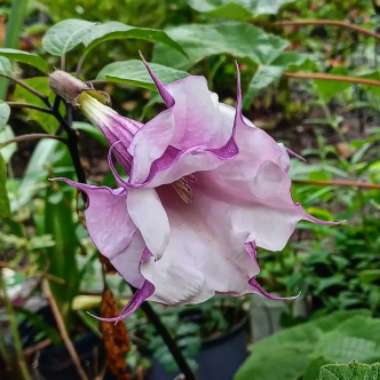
58 61 334 321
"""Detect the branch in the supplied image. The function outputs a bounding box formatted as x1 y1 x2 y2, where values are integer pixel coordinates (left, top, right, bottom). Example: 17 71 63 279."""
293 178 380 190
0 73 50 105
275 19 380 42
284 72 380 87
0 133 66 148
42 278 89 380
7 101 53 114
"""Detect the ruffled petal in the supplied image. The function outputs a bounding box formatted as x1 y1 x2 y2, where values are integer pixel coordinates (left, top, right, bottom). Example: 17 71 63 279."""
140 188 260 305
55 178 149 289
126 188 170 260
126 64 243 187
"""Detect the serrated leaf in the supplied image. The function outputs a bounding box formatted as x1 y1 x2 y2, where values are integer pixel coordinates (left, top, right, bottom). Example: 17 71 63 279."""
0 48 49 73
153 22 288 69
0 56 12 75
187 0 296 19
81 21 186 57
97 59 188 89
318 362 380 380
0 154 10 218
42 19 95 56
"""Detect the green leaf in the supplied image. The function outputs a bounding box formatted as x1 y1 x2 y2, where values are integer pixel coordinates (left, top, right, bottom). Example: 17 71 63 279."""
243 52 309 107
11 139 60 211
97 59 188 89
234 311 372 380
0 125 16 163
153 22 288 69
0 57 12 76
44 185 79 306
187 0 296 20
0 101 10 128
0 154 10 218
13 77 60 133
42 19 95 56
235 344 312 380
318 362 380 380
244 65 284 107
313 67 350 103
0 48 49 73
72 122 106 146
81 21 186 58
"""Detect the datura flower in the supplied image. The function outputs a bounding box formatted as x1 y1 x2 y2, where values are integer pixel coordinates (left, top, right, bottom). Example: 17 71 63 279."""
55 61 334 321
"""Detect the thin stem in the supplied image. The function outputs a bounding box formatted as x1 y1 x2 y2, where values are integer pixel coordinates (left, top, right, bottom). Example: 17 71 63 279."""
0 133 66 148
293 178 380 190
53 100 87 184
274 19 380 42
42 278 89 380
140 302 197 380
0 73 50 105
7 101 53 114
0 271 32 380
284 71 380 87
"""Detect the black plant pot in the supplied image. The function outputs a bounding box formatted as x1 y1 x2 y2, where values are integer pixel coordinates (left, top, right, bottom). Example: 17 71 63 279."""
147 317 249 380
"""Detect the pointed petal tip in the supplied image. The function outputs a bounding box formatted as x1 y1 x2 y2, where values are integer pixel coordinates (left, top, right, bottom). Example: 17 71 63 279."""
249 277 300 301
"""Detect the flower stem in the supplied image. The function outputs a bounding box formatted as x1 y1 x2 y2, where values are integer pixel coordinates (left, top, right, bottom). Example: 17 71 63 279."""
284 71 380 87
293 178 380 190
0 271 32 380
140 301 197 380
0 73 50 105
274 19 380 41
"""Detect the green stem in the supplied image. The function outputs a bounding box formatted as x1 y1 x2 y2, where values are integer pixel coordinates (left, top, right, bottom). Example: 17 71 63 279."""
0 0 29 99
0 271 32 380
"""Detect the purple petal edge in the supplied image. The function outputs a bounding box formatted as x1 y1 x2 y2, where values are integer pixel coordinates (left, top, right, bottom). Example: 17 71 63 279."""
88 280 155 323
249 277 300 301
139 52 174 108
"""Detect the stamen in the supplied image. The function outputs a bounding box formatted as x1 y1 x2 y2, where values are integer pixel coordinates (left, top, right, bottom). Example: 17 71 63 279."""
171 175 196 204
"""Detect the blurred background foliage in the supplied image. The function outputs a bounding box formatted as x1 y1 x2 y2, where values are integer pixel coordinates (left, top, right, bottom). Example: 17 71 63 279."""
1 0 380 379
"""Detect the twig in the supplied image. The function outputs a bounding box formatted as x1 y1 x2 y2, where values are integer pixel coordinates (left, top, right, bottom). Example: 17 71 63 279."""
24 339 51 357
0 73 50 105
274 19 380 42
293 178 380 190
7 101 53 114
0 133 66 148
284 71 380 87
42 278 89 380
0 271 32 380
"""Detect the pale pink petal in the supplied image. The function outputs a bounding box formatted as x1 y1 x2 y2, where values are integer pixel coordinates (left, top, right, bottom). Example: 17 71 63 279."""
126 188 170 260
56 178 135 259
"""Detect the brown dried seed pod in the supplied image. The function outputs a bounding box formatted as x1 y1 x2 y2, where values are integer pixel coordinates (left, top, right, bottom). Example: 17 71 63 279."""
100 288 131 380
